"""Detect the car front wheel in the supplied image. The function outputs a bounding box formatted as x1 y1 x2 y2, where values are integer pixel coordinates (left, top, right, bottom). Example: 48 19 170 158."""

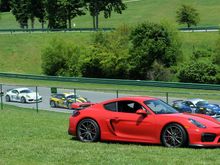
161 123 188 147
5 95 10 102
50 101 56 108
77 119 100 142
21 97 26 103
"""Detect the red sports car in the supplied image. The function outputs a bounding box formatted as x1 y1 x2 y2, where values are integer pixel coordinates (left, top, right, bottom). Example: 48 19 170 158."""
68 96 220 147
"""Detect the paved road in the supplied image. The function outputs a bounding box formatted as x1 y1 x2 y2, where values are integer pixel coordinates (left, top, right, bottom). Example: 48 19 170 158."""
1 85 219 113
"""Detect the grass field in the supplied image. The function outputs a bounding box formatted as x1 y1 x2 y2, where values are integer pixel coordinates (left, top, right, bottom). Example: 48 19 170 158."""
1 105 220 165
0 31 219 74
1 0 220 29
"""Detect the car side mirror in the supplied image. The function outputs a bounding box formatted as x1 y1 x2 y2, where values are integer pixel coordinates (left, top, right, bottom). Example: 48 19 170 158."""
136 109 147 116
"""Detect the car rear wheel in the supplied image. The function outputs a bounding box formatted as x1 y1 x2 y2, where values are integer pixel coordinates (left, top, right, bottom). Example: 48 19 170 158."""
67 102 72 109
21 97 26 103
50 101 56 108
77 119 100 142
161 123 188 147
5 95 10 102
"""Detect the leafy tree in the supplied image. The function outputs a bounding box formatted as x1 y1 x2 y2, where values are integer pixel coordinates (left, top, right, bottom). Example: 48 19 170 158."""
62 0 85 29
178 61 217 83
85 0 126 29
176 4 200 28
81 25 130 78
0 0 11 12
47 0 85 29
42 39 83 76
33 0 46 29
128 22 181 80
11 0 46 29
11 0 29 28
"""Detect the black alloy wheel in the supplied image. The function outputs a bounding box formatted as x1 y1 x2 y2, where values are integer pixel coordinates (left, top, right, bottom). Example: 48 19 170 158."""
77 119 100 142
21 97 26 103
161 123 188 147
5 95 10 102
50 101 56 108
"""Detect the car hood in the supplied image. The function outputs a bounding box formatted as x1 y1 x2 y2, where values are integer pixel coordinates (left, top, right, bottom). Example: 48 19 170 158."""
201 104 220 110
22 93 41 98
161 113 220 127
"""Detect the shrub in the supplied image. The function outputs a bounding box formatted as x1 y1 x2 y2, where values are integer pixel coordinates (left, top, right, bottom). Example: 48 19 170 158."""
178 61 217 84
128 22 181 80
41 39 82 76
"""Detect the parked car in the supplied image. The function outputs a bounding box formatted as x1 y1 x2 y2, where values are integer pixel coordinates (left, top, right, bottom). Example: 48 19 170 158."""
195 100 220 116
68 96 220 147
5 88 42 103
50 93 89 109
172 100 196 113
172 98 220 116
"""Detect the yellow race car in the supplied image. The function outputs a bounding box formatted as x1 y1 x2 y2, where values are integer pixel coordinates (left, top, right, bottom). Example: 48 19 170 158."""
50 93 89 109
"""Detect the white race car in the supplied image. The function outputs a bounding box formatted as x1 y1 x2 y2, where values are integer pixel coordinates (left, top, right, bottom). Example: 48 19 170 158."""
5 88 42 103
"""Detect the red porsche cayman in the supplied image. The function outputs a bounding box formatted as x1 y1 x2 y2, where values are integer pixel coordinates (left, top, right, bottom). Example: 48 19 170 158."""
68 96 220 147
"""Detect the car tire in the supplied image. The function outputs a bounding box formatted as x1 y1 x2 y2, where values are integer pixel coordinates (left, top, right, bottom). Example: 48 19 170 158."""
77 119 100 142
5 95 10 102
161 123 188 147
50 101 56 108
21 97 26 103
67 102 72 109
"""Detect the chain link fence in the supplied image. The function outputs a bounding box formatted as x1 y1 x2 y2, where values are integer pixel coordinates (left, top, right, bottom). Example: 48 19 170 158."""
0 83 220 113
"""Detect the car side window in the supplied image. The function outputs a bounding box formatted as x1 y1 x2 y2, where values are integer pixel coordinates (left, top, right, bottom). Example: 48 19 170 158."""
104 102 117 112
118 101 143 113
56 94 64 99
12 90 18 94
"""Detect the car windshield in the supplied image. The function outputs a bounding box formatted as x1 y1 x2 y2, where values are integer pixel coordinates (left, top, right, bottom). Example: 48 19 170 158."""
144 99 178 114
196 101 209 106
66 95 79 99
20 89 33 93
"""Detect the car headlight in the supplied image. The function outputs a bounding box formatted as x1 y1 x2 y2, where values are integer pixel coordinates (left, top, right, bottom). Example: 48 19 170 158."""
26 95 31 98
206 108 212 112
189 118 206 128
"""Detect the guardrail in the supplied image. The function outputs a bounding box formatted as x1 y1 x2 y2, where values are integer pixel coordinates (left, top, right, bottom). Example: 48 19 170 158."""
0 72 220 90
179 26 219 31
0 28 116 33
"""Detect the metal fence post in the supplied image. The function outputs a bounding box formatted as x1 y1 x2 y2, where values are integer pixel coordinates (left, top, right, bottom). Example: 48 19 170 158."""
116 90 119 98
0 84 3 110
74 88 76 103
166 92 169 104
36 86 38 113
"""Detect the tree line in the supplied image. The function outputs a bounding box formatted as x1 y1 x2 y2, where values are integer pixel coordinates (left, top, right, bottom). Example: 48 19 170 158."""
0 0 126 29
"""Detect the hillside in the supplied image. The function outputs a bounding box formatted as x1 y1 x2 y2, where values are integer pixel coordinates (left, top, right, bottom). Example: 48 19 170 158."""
0 0 219 75
1 0 220 29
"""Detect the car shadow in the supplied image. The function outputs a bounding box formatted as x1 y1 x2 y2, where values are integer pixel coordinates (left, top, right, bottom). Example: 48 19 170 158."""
69 136 219 149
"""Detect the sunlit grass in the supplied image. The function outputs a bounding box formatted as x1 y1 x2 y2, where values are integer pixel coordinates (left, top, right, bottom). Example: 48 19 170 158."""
1 105 220 164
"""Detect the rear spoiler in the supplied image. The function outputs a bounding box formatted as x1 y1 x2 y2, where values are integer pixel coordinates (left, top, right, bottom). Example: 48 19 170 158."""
71 102 95 110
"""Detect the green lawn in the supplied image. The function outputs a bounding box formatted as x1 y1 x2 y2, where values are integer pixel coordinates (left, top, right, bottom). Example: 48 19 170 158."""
1 105 220 165
0 31 219 74
1 0 220 29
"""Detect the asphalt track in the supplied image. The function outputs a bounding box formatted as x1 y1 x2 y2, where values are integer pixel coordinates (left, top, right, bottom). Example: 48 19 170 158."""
1 85 219 114
1 85 172 113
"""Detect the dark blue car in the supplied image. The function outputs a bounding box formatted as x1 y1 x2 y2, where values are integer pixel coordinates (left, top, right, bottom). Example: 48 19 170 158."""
172 100 197 113
172 99 220 116
195 101 220 116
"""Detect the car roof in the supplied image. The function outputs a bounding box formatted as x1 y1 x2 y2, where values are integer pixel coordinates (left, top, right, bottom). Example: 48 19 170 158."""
186 98 205 105
12 88 31 92
101 96 158 104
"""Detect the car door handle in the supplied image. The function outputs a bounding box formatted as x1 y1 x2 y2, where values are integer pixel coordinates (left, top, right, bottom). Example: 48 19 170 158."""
113 117 119 122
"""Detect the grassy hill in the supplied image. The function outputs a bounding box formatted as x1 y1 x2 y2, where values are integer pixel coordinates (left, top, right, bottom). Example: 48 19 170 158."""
1 0 220 29
0 0 219 75
0 31 218 75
